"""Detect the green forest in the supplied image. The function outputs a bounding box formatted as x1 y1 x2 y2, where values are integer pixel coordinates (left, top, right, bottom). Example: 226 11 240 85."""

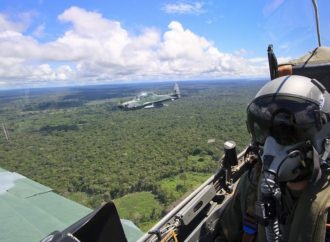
0 80 264 231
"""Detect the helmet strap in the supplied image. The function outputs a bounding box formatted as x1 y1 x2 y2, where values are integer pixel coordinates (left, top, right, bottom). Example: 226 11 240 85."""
310 146 322 184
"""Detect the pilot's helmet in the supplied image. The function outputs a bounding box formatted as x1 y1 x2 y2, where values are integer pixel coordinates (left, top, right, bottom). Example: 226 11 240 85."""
246 75 330 154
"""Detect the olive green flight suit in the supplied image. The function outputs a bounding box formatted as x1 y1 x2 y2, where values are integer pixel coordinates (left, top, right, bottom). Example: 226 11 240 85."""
214 168 330 242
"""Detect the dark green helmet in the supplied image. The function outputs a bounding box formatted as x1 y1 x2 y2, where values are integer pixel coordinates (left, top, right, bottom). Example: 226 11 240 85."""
246 75 330 154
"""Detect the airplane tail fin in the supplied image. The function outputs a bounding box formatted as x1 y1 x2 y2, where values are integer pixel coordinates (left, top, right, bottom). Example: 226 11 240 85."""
173 83 181 99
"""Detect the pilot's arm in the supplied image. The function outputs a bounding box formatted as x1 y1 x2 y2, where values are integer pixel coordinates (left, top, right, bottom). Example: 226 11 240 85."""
214 170 258 242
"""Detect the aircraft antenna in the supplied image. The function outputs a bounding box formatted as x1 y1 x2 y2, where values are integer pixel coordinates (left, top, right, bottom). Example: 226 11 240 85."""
2 122 9 142
312 0 322 46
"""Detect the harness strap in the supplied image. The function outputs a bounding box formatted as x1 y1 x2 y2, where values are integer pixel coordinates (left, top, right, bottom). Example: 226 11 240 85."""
311 146 322 184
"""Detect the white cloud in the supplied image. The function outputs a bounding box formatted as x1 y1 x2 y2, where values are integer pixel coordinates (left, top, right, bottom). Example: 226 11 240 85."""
0 30 41 60
0 11 36 33
162 2 205 15
31 64 74 81
0 6 269 88
234 48 249 56
32 23 45 38
0 14 27 32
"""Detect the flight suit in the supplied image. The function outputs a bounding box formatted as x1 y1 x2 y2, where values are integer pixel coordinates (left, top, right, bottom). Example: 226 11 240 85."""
214 168 330 242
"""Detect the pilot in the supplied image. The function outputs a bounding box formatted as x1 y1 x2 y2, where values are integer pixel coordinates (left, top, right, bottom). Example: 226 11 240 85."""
215 75 330 242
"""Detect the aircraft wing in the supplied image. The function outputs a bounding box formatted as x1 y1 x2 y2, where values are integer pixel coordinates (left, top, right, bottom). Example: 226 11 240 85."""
0 167 143 242
142 94 177 109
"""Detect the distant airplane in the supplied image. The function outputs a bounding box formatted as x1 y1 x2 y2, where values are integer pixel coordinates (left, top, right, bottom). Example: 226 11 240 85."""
118 83 181 110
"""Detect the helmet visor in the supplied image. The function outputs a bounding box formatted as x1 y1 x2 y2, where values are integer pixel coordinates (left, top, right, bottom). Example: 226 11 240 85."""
247 95 320 145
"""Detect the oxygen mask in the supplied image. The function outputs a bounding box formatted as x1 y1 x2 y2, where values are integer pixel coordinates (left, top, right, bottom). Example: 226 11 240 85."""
261 136 311 183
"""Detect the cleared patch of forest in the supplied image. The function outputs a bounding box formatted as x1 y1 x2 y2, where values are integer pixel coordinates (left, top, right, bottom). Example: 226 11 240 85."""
0 80 265 230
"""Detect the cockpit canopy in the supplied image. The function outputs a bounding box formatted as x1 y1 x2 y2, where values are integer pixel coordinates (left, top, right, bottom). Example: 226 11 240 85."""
136 92 155 100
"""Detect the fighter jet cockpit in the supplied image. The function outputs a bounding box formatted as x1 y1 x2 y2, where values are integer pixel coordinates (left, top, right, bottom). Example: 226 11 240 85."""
136 92 155 100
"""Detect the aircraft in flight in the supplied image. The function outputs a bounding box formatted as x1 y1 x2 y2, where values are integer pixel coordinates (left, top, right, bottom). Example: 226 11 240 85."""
118 83 181 110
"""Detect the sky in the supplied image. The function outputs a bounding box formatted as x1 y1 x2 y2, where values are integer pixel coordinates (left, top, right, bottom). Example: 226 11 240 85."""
0 0 329 89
